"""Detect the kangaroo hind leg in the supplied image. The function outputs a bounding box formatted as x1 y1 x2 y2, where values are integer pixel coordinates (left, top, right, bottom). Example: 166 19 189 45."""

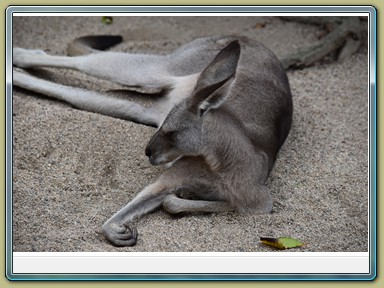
13 70 162 126
162 194 233 214
13 46 175 94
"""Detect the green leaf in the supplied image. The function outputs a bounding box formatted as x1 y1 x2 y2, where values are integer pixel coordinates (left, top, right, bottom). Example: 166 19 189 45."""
102 16 113 25
260 237 304 250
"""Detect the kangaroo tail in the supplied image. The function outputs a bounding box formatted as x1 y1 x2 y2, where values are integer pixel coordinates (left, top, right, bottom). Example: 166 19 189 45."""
67 35 123 56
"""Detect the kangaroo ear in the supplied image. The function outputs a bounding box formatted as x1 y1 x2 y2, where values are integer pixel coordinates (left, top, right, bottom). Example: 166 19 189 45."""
188 40 240 117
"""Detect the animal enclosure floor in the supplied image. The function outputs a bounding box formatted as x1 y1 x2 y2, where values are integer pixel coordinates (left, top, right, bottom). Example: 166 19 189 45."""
12 16 369 252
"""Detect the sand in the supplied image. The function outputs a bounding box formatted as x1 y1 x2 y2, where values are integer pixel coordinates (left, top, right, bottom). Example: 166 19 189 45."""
12 16 369 252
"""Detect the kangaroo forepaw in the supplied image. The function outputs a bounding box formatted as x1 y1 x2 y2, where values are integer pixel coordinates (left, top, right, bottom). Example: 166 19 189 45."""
102 222 138 247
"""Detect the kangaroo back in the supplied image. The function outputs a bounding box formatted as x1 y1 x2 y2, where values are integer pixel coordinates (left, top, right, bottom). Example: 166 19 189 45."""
221 36 292 170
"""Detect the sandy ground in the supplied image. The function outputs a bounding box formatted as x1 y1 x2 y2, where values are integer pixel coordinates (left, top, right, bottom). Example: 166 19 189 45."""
12 16 369 252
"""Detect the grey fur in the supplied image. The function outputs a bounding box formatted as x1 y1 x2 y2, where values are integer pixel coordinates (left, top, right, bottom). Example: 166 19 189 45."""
13 35 292 247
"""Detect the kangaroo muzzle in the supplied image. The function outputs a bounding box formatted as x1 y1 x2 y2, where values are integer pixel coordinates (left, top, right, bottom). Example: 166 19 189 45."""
145 132 181 166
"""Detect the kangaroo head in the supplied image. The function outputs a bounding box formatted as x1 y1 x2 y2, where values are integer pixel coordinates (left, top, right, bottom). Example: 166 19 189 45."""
145 40 240 166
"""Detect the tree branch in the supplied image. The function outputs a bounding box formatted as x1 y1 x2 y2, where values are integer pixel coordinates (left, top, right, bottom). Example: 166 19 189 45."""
279 17 365 69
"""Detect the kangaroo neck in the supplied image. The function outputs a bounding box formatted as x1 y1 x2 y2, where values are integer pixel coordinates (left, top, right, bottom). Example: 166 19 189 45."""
201 109 259 174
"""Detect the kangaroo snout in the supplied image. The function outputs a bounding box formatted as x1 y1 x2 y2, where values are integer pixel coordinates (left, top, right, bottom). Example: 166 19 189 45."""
144 146 160 166
144 146 152 158
144 134 170 166
145 130 185 166
144 144 159 166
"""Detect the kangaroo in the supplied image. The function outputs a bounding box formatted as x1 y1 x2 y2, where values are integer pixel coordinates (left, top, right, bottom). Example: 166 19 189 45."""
13 35 293 247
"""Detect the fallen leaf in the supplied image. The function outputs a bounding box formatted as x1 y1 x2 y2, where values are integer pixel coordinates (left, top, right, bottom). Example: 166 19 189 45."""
102 16 113 25
260 237 304 250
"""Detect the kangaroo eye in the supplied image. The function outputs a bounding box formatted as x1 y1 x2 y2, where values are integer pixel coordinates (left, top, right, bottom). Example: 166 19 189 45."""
163 130 179 144
165 130 176 139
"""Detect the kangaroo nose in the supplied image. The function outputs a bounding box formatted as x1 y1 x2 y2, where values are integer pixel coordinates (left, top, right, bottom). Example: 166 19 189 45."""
145 147 152 158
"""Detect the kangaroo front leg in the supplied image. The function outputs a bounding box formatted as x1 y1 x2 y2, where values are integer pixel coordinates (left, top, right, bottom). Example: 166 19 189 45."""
102 182 170 247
